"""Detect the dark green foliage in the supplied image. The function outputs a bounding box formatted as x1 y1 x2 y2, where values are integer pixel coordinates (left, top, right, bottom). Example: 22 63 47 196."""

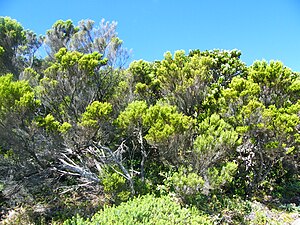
0 17 43 78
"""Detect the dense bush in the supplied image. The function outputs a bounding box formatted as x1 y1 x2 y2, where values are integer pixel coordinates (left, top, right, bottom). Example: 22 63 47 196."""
63 194 213 225
0 16 299 224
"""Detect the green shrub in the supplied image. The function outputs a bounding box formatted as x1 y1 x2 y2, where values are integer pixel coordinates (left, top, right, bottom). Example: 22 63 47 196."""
191 194 252 225
158 166 204 204
63 194 213 225
102 171 131 204
275 179 300 201
207 161 238 192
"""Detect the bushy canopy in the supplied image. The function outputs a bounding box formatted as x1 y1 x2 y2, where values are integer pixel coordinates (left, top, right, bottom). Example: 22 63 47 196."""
0 16 299 224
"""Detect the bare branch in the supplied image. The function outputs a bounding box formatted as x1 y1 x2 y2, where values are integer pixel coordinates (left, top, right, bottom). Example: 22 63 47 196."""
94 142 135 195
58 154 100 183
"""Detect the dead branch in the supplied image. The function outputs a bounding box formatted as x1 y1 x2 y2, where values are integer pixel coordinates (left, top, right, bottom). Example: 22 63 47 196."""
94 141 135 195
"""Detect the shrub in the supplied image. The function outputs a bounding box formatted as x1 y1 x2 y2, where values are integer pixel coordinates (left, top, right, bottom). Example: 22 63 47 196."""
158 166 204 204
102 171 131 204
63 194 213 225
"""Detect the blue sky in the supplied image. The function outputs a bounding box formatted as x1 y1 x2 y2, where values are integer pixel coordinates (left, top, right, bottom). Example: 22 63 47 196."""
1 0 300 71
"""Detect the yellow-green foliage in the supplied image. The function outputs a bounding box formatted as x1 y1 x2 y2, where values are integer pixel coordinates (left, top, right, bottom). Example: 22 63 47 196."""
130 60 154 85
21 68 40 86
55 48 82 68
129 60 160 103
80 101 112 127
156 51 213 112
59 122 72 133
116 100 194 143
194 113 239 154
43 114 60 131
116 100 147 130
0 74 37 116
0 46 4 55
222 76 260 100
207 161 238 190
289 78 300 92
157 50 213 88
63 194 213 225
54 48 106 71
37 114 72 133
0 17 26 45
102 171 131 203
159 166 204 197
262 104 300 153
263 105 300 134
249 60 292 87
143 102 194 143
78 52 105 73
189 49 247 81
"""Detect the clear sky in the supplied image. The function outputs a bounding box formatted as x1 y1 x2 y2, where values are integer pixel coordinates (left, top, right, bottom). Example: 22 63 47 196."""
1 0 300 71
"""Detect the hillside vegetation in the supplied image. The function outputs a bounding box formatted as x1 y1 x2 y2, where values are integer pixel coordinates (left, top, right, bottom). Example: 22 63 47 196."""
0 17 299 224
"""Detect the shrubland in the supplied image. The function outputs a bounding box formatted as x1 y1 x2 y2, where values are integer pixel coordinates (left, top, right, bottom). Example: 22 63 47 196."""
0 16 299 224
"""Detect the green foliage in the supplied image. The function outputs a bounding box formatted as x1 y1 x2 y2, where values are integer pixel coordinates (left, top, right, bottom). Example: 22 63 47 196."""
158 166 204 202
64 194 213 225
251 211 272 225
80 101 112 127
45 18 128 68
115 100 147 130
39 48 110 125
193 195 252 225
40 114 60 131
215 60 300 197
247 202 296 225
249 60 296 107
0 17 42 77
0 74 37 116
49 19 78 36
128 49 247 117
195 114 239 152
274 179 300 201
193 113 239 174
21 67 40 86
54 48 107 72
1 16 300 224
289 77 300 92
102 170 131 204
59 122 73 133
222 76 260 102
207 161 238 191
129 60 161 103
45 19 78 56
37 114 72 133
143 102 194 143
263 104 300 137
0 182 4 192
249 60 292 87
157 50 214 115
220 76 261 127
217 196 252 224
0 16 26 50
189 49 247 84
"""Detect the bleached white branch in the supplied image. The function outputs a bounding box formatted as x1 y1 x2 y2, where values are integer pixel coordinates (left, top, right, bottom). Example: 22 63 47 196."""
58 154 100 183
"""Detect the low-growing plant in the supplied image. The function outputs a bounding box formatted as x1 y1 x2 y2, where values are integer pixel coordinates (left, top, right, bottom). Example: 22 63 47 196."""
189 194 252 225
63 194 213 225
102 169 131 204
207 161 238 192
158 166 204 204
